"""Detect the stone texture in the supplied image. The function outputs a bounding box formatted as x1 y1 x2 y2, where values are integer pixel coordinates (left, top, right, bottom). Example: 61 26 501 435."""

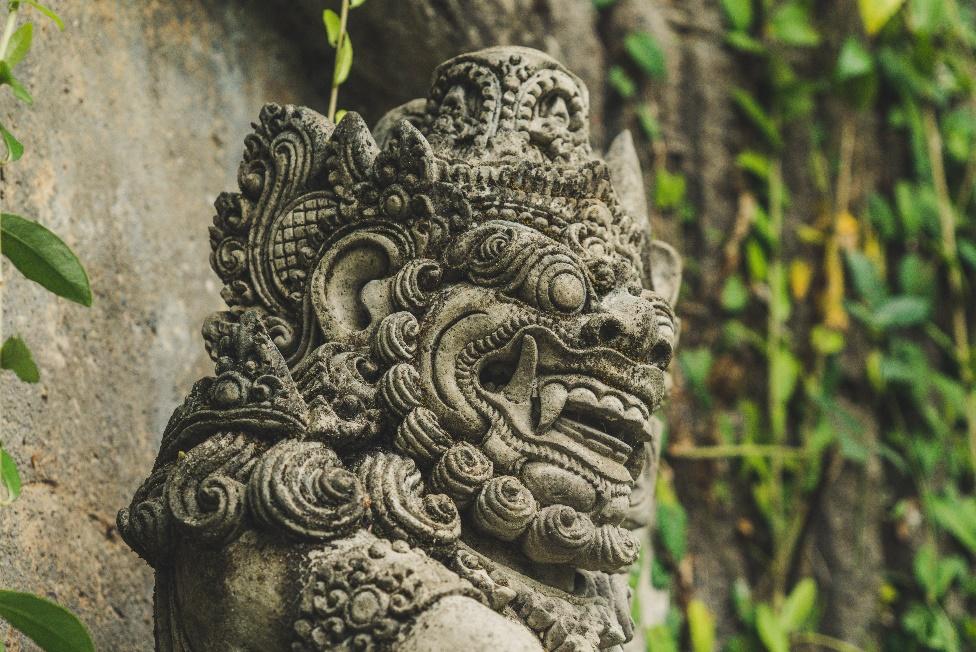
0 2 326 649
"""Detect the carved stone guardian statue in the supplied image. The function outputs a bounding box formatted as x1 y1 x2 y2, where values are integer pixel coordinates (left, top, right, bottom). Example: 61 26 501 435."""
119 46 681 651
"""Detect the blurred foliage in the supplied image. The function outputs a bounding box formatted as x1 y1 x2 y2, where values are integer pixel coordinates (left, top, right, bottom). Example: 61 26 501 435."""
597 0 976 650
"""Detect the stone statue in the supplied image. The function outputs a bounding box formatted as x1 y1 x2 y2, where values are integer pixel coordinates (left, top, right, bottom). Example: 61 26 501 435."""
119 46 681 652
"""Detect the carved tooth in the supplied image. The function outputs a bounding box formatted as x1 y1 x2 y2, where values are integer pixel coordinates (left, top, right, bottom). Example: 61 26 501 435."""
601 395 624 419
569 387 598 407
536 382 568 433
503 334 539 404
623 406 643 424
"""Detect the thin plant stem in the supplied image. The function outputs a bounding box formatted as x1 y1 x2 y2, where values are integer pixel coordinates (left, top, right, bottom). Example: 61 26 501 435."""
791 631 866 652
0 3 19 60
924 107 976 474
326 0 350 123
668 444 809 459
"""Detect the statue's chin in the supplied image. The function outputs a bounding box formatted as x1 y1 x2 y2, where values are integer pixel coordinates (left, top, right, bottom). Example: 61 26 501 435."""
460 529 580 593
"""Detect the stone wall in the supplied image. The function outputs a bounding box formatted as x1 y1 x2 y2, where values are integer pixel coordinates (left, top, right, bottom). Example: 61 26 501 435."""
0 2 326 648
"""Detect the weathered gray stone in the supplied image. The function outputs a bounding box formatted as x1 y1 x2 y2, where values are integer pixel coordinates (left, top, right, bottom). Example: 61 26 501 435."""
0 2 326 650
118 46 681 651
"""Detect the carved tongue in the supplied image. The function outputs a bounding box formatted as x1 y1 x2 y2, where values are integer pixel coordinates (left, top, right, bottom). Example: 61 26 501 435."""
536 382 568 433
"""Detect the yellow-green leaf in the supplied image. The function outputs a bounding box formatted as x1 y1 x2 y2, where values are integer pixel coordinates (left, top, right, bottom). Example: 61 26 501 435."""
858 0 907 35
333 36 353 86
756 603 789 652
1 213 92 306
2 336 39 383
0 591 94 652
0 445 21 505
323 9 341 47
687 599 716 652
350 0 368 7
0 121 24 162
780 578 817 631
5 22 33 68
334 109 348 123
23 1 64 30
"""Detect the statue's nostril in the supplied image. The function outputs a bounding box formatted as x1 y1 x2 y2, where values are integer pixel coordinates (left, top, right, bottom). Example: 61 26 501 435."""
598 319 623 344
648 340 673 369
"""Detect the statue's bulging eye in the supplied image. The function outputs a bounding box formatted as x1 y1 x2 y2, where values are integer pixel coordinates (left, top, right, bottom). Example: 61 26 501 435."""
528 257 587 314
548 271 586 313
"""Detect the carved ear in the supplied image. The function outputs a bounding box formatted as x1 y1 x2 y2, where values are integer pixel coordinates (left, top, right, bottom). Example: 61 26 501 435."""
649 240 682 305
605 130 648 229
373 99 428 150
309 229 410 348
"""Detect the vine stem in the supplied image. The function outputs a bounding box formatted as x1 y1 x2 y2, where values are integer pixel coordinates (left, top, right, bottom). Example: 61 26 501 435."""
0 3 19 60
668 444 808 459
791 631 866 652
326 0 350 123
923 107 976 474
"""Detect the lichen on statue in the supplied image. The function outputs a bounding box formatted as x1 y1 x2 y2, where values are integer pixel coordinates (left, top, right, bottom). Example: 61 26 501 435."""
119 46 682 652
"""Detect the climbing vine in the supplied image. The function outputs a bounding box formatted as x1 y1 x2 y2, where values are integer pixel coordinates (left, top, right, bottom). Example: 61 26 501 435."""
600 0 976 650
0 1 95 651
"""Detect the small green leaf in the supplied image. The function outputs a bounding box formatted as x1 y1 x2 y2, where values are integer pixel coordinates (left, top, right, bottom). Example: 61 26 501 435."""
350 0 368 6
687 599 716 652
656 500 687 560
720 0 753 30
721 274 750 312
845 250 886 307
725 31 766 54
645 624 679 652
635 104 661 141
810 325 845 355
0 591 94 652
23 1 65 30
333 35 353 86
756 603 789 652
780 578 817 631
872 295 930 329
731 88 782 148
836 37 874 81
2 336 39 383
929 495 976 556
334 109 348 123
0 446 21 505
0 121 24 162
5 22 33 68
608 66 636 99
770 2 821 47
591 0 619 8
736 150 771 180
323 9 341 47
654 168 686 210
624 31 666 79
1 213 92 306
859 0 907 35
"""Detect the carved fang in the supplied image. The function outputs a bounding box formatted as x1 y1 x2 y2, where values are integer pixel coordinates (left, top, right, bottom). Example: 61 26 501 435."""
536 382 568 434
503 334 538 405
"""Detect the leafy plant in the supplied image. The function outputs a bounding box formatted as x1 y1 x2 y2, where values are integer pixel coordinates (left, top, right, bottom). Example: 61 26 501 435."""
322 0 366 123
0 2 94 651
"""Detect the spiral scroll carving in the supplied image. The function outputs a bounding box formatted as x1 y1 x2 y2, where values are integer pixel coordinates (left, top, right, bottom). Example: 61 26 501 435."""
247 439 367 540
429 442 493 506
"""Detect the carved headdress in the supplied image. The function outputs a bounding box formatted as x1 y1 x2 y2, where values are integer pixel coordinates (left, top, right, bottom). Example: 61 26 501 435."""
120 46 680 652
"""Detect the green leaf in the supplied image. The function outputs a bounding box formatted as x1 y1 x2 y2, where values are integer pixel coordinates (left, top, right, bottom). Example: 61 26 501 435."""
845 250 886 307
736 150 771 180
0 446 21 505
867 193 897 241
654 168 686 210
720 0 753 30
0 591 94 652
333 35 353 86
23 1 65 30
5 22 33 68
929 495 976 556
780 578 817 631
679 347 713 406
0 61 32 104
770 2 821 47
770 346 800 404
721 274 750 312
898 253 934 297
687 599 716 652
656 500 687 560
2 336 39 383
334 109 348 123
725 31 766 54
635 104 661 141
756 603 789 652
836 37 874 81
872 295 930 329
350 0 368 7
608 65 636 99
624 31 666 79
645 624 679 652
592 0 619 7
859 0 907 35
731 88 782 148
323 9 341 47
909 0 947 36
810 325 845 355
1 213 92 306
0 121 24 162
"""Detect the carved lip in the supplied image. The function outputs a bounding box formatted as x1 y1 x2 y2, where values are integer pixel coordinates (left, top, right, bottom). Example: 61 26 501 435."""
477 325 663 480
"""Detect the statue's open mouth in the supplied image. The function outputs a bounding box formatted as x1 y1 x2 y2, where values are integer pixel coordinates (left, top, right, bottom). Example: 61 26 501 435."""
476 324 665 485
